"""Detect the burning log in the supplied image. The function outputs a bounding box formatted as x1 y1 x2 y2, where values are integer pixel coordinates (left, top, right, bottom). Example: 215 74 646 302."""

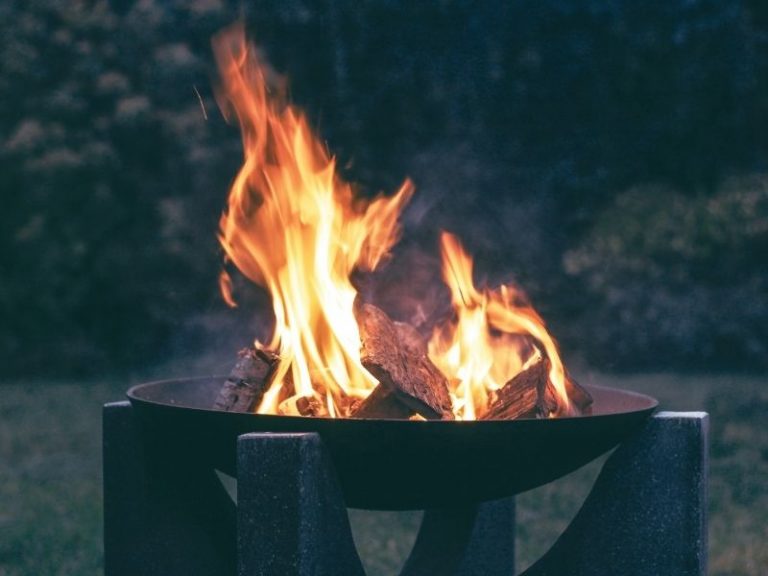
350 384 415 419
356 302 453 420
278 394 327 417
481 357 549 420
394 321 428 357
480 353 593 420
540 376 594 417
566 378 594 414
213 347 278 412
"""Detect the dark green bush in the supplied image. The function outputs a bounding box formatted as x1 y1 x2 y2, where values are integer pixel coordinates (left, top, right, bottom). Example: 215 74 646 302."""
1 0 767 376
563 176 768 369
0 0 239 375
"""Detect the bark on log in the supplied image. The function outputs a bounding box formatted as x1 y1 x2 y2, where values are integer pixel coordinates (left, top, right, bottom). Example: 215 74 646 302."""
566 378 593 413
541 376 594 416
394 321 428 357
213 347 278 412
356 303 453 420
350 384 415 419
481 357 548 420
278 394 327 417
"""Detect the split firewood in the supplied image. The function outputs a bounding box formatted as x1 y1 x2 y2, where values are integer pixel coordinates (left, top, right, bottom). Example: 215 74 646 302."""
278 394 327 417
337 395 361 417
534 373 557 417
213 347 278 412
394 321 428 357
350 384 415 419
356 302 453 420
567 378 593 414
394 320 455 417
481 357 549 420
541 376 593 417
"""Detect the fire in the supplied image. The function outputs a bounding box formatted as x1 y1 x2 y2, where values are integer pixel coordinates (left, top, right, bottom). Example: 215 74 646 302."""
213 25 575 420
428 232 572 419
214 25 413 416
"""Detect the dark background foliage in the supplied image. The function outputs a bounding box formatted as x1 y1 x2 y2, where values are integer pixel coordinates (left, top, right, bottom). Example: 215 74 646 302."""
1 0 767 377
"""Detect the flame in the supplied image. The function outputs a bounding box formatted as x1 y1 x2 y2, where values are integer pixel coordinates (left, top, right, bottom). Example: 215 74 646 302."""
428 232 572 420
213 25 576 420
214 25 413 416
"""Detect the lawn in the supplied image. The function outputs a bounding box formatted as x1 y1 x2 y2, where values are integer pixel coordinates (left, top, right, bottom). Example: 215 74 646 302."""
0 373 765 575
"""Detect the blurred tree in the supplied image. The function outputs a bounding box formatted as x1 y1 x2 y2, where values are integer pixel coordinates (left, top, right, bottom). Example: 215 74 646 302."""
563 176 768 369
0 0 238 376
1 0 766 376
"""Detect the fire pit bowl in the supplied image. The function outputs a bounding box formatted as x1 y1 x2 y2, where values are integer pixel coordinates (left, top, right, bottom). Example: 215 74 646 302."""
127 377 657 509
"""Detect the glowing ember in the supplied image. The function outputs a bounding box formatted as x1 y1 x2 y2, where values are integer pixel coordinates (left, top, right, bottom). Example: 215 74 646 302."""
213 25 575 419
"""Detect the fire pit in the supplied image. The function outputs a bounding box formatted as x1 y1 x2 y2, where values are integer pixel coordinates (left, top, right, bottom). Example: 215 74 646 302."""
127 377 656 509
104 24 707 576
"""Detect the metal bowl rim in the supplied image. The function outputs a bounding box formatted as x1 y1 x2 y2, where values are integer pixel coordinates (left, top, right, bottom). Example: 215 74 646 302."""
126 376 659 424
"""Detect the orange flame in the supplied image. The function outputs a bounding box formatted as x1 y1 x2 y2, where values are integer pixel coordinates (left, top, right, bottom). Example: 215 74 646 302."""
214 25 413 416
428 232 572 420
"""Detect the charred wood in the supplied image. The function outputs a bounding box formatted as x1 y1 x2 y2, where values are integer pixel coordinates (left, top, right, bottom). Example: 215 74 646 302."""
278 394 327 417
541 376 594 417
356 302 453 420
566 378 594 414
350 384 415 419
482 357 548 420
213 347 278 412
394 321 428 357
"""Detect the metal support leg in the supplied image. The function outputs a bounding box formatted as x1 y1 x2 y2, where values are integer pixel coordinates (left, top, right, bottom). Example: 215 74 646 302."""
236 431 515 576
400 498 516 576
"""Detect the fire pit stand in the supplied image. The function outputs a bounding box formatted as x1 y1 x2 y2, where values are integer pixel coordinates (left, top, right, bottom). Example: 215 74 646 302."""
103 402 707 576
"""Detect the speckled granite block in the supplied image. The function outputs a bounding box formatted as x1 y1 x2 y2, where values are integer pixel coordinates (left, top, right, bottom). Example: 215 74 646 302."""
521 411 709 576
103 401 236 576
236 433 365 576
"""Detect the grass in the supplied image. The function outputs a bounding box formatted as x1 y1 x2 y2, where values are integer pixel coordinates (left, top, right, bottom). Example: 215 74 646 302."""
0 382 118 576
0 373 766 575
